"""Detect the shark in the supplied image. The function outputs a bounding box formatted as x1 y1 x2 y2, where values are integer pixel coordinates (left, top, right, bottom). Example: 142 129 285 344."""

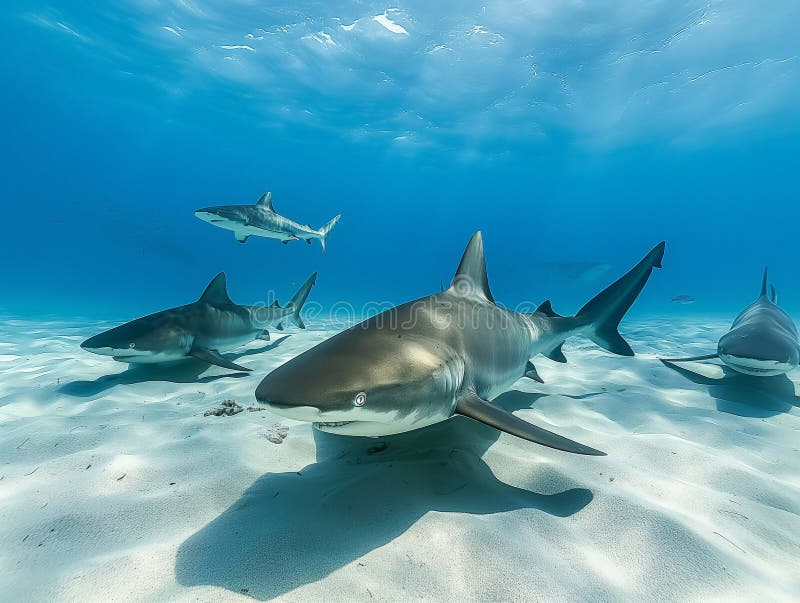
81 272 317 372
195 192 341 251
255 232 665 455
662 269 799 376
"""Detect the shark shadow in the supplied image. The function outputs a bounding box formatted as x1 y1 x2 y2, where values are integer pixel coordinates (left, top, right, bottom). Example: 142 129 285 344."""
59 336 292 397
174 389 599 600
662 361 800 418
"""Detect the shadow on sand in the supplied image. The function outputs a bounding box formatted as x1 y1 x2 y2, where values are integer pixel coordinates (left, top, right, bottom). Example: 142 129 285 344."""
662 361 800 418
174 389 598 600
59 336 292 397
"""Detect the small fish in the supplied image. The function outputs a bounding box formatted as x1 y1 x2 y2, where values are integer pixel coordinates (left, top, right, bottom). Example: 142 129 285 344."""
671 295 695 304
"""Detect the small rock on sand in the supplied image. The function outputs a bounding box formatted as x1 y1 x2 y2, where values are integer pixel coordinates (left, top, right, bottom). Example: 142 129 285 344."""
261 424 289 444
204 399 243 417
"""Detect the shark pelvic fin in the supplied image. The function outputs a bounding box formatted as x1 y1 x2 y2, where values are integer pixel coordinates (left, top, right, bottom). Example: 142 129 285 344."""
524 360 544 383
257 192 274 211
189 346 251 372
455 391 605 455
451 231 494 302
199 273 234 306
536 300 562 318
544 343 567 363
771 285 778 304
257 330 270 342
235 232 249 243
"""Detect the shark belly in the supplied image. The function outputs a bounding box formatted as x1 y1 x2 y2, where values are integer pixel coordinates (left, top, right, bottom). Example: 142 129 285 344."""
117 352 188 364
235 225 291 241
194 326 259 353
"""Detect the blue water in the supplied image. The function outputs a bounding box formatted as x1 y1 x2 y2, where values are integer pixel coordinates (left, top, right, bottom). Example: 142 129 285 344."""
2 2 799 320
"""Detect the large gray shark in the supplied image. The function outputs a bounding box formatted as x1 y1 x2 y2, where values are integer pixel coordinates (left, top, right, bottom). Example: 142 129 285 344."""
195 192 341 251
662 269 799 376
81 272 317 371
255 232 665 455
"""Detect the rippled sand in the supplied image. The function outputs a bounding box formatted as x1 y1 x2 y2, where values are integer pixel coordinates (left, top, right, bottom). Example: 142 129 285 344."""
1 316 799 602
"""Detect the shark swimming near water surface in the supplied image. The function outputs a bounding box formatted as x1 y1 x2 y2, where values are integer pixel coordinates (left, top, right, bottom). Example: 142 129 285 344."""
195 192 341 251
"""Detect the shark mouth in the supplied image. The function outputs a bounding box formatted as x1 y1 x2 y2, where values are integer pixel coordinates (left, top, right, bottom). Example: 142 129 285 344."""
720 354 793 376
314 421 355 428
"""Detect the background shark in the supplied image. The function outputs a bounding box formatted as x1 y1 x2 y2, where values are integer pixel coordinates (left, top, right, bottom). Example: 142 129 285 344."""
195 192 341 251
81 272 317 371
256 232 664 455
662 269 799 376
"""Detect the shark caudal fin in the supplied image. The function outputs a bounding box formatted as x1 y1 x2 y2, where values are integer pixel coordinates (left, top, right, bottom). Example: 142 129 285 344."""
284 272 318 329
576 241 665 356
317 215 341 252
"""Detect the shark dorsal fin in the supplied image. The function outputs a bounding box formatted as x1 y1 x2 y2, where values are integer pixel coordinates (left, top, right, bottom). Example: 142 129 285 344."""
257 192 274 211
761 266 768 297
536 300 562 318
199 273 233 306
451 231 494 302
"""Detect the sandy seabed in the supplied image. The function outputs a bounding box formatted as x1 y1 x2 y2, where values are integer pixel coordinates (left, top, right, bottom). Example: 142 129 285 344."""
1 316 799 602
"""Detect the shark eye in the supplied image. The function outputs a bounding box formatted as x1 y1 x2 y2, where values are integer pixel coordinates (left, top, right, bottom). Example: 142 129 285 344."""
129 343 136 349
354 392 367 407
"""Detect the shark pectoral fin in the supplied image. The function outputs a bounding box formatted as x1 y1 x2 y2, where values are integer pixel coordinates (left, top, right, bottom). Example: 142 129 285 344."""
660 354 726 380
659 357 727 380
257 330 270 342
189 346 252 372
659 353 719 363
455 391 605 456
524 360 544 383
544 343 567 363
235 232 249 243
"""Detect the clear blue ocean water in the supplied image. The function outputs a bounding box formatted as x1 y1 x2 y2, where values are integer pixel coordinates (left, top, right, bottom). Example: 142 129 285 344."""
2 2 798 320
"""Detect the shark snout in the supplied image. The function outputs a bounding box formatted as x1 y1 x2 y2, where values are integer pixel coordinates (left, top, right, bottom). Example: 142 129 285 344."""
719 334 799 366
81 335 115 355
195 206 239 223
256 373 318 419
194 209 224 222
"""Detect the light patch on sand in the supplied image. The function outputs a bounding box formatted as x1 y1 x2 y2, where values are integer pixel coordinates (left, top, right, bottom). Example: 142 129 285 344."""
162 26 183 38
581 546 631 588
0 355 21 362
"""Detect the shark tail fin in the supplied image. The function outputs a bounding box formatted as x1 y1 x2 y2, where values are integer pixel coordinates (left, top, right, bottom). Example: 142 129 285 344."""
761 266 768 297
318 214 341 253
285 272 317 329
576 241 665 356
